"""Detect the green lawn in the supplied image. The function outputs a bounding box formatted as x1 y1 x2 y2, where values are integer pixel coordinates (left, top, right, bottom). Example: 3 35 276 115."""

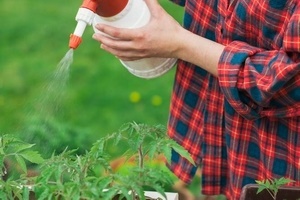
0 0 184 154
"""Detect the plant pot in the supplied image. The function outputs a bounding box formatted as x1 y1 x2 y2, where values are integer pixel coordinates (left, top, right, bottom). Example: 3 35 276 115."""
111 191 179 200
144 191 178 200
240 184 300 200
23 190 178 200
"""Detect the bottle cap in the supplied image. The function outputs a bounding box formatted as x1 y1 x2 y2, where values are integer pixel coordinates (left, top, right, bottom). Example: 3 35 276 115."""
96 0 129 17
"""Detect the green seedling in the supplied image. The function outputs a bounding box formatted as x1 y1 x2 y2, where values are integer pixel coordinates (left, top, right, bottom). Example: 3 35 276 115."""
255 177 295 200
0 122 195 200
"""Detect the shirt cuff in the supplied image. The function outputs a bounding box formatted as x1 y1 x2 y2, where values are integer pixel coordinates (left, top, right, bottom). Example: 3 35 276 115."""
218 41 263 120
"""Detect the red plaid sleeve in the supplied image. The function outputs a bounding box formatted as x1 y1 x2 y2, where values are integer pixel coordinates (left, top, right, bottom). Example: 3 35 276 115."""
218 5 300 119
284 4 300 52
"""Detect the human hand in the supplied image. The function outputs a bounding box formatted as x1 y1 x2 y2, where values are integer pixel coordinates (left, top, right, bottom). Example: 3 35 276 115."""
92 0 184 61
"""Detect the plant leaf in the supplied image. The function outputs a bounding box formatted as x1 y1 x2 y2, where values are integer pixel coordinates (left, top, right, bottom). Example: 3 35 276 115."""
151 184 167 199
265 179 271 188
6 142 35 154
22 186 29 200
19 150 44 164
256 185 267 194
160 145 171 164
147 142 158 160
132 186 145 200
102 188 119 200
15 154 27 174
98 177 113 191
34 187 50 200
278 177 295 185
169 140 195 165
0 191 7 200
119 187 132 200
255 180 264 185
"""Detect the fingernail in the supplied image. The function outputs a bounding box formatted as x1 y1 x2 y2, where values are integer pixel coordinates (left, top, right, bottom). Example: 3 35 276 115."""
96 24 102 30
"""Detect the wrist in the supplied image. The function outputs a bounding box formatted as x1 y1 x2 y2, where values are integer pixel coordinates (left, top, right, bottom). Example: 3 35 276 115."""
173 28 191 59
174 29 225 77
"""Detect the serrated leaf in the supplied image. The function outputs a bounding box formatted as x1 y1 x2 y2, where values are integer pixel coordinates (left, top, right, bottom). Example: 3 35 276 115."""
265 179 271 188
19 150 44 164
119 187 132 200
33 186 45 199
169 140 195 165
256 185 267 194
7 142 35 154
147 142 158 160
22 186 29 200
0 191 7 200
15 155 27 174
113 132 123 146
273 187 278 196
278 177 294 185
36 167 55 183
34 187 50 200
90 139 105 155
132 186 145 200
0 147 4 155
162 145 172 164
151 184 167 199
98 177 113 190
102 188 119 200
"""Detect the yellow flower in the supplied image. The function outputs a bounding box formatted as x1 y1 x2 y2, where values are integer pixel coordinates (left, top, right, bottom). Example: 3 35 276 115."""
129 91 141 103
151 95 162 106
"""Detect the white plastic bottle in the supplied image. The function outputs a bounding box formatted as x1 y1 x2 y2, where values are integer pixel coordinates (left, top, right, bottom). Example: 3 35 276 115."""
70 0 177 79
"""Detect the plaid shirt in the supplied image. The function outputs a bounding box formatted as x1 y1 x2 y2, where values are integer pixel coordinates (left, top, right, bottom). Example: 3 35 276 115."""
167 0 300 199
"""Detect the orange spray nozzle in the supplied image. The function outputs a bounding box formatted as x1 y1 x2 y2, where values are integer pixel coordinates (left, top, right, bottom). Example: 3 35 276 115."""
69 0 100 49
69 34 82 49
69 0 129 49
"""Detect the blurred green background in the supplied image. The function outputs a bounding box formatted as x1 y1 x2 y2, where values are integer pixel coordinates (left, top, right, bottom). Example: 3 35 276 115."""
0 0 184 156
1 1 228 199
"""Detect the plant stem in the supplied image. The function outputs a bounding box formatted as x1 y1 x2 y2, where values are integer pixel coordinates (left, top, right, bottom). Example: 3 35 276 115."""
266 189 275 200
138 144 144 173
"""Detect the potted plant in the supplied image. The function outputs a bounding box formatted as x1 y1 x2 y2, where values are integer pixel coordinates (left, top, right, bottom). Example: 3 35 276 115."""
240 177 300 200
1 122 195 200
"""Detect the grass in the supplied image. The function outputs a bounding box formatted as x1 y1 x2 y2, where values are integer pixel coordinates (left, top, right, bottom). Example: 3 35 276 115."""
0 0 183 150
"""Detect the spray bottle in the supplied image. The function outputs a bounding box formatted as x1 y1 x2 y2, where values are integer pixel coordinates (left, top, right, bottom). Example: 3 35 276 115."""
69 0 177 79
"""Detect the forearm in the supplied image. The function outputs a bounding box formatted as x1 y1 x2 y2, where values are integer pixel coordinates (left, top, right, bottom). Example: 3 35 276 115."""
175 28 225 77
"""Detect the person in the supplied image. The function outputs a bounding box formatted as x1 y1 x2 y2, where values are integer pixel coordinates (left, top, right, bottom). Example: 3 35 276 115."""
92 0 300 199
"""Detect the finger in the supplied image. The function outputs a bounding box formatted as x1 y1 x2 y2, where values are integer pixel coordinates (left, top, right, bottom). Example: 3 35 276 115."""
93 33 133 51
101 44 144 61
117 56 141 61
95 24 136 40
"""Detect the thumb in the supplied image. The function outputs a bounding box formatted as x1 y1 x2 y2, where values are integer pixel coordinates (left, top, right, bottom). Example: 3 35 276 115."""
143 0 162 17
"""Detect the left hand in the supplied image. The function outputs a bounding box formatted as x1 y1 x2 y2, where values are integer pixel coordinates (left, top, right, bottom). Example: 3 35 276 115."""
92 0 184 61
